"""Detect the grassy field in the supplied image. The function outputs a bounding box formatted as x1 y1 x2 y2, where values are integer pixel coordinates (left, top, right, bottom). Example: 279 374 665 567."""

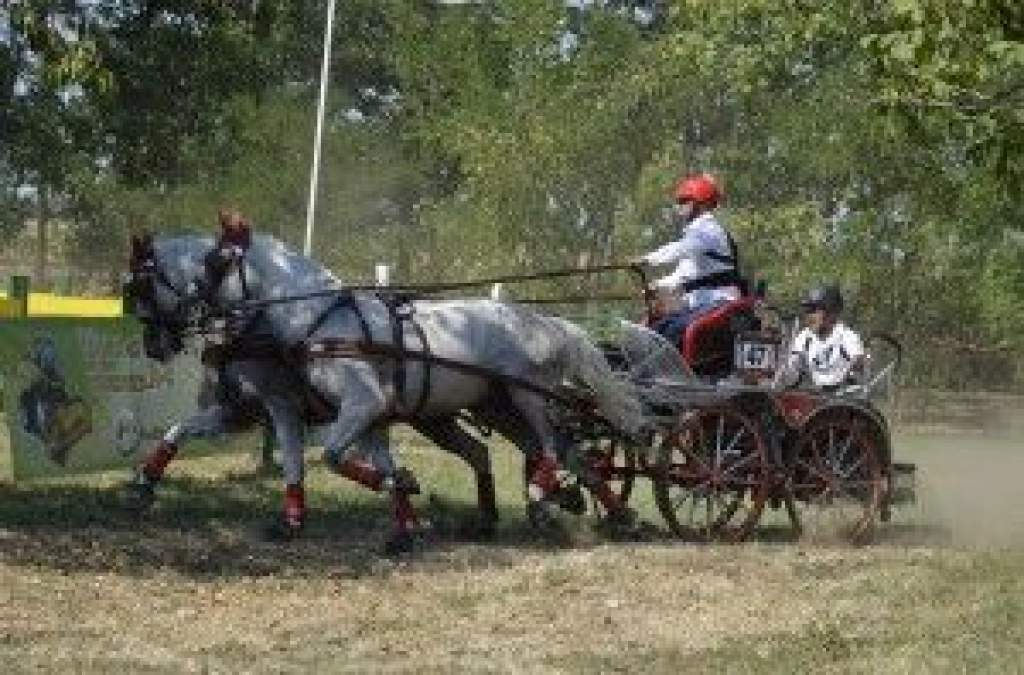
1 428 1023 673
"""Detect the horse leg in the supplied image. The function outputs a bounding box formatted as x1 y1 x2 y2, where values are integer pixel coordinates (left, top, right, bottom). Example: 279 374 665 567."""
126 403 237 511
319 402 423 554
507 390 633 529
411 416 498 539
261 396 308 540
504 390 571 530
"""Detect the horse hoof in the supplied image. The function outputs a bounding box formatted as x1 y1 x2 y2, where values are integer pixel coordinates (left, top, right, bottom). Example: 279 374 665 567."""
527 500 566 535
555 483 587 516
123 478 156 513
264 518 303 542
383 530 416 556
600 507 647 541
392 468 421 496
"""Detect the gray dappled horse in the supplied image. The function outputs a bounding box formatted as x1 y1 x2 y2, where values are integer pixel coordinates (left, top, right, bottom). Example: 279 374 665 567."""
124 227 642 552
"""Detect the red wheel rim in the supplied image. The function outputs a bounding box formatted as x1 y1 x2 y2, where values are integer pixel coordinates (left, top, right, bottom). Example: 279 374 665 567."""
790 412 884 544
654 406 769 542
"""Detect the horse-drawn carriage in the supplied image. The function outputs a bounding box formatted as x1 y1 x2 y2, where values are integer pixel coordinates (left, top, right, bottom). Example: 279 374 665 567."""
123 230 916 547
556 276 917 543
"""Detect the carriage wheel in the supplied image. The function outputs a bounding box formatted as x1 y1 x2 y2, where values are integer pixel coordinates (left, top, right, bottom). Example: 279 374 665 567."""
788 411 884 544
653 406 769 542
581 438 637 515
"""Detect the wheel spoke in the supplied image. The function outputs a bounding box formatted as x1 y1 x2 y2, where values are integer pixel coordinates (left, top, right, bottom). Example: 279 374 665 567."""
833 431 855 470
720 452 755 480
791 414 885 543
656 406 767 542
723 426 747 458
795 458 831 483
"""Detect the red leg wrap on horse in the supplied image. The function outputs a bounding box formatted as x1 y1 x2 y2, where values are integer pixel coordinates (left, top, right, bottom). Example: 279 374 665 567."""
141 440 178 482
284 484 305 527
591 481 623 512
337 459 384 491
528 454 560 497
393 493 418 533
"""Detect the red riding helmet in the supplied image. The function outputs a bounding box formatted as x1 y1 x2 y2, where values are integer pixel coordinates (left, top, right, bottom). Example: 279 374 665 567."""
674 174 721 207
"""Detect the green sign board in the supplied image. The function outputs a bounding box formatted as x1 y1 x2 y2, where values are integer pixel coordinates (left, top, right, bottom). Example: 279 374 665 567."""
0 318 208 479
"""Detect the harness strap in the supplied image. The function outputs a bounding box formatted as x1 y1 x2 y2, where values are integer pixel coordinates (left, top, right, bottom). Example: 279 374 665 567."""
385 298 407 412
681 231 742 293
681 269 742 293
382 297 433 418
300 293 353 343
303 339 600 411
409 315 432 416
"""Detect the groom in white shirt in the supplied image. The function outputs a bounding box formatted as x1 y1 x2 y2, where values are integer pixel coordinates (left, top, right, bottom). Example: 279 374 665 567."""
784 284 865 390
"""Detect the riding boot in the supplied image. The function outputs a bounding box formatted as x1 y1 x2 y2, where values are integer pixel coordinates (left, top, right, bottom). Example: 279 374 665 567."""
333 458 385 491
283 483 305 531
384 471 421 556
265 483 305 541
125 440 177 512
590 480 624 515
526 454 560 502
526 454 565 531
140 440 178 483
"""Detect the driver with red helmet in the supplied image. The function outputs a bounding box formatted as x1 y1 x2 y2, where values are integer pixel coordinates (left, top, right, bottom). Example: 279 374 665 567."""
636 173 743 344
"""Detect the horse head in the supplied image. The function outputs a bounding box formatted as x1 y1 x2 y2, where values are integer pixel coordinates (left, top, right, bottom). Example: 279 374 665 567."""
196 210 255 308
124 233 213 361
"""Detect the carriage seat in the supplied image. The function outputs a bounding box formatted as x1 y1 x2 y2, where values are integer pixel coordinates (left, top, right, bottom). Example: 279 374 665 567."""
680 295 759 379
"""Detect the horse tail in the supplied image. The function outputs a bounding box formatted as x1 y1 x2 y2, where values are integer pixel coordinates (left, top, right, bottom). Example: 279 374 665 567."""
556 319 644 438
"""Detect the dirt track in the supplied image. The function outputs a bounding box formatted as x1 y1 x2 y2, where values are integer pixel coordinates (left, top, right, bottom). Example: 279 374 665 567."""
897 433 1024 548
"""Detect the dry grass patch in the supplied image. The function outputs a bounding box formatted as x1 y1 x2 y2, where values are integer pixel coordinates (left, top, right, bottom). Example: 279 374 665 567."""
0 432 1022 672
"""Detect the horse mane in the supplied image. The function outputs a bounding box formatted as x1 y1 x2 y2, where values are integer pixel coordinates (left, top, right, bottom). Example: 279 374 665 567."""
247 234 344 291
151 234 215 287
150 232 342 293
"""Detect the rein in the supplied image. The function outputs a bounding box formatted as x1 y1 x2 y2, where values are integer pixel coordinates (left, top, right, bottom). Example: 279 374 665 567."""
302 337 617 429
221 263 651 313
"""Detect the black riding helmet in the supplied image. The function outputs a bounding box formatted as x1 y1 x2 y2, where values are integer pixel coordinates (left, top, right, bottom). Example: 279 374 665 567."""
801 284 844 313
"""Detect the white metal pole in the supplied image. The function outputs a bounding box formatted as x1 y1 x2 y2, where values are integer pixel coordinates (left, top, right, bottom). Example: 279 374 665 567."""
304 0 337 257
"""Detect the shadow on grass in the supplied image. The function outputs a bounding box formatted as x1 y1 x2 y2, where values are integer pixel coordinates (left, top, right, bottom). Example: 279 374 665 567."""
0 468 944 580
0 470 686 580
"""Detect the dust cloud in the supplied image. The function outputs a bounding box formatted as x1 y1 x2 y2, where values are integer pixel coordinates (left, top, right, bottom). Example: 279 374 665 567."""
891 406 1024 549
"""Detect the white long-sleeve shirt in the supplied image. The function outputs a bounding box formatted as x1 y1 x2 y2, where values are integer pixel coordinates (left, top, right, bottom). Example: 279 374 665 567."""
642 212 740 311
788 323 865 387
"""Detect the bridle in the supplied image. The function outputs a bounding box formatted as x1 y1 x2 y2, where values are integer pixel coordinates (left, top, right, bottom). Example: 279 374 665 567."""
124 234 253 340
201 240 250 308
124 236 197 332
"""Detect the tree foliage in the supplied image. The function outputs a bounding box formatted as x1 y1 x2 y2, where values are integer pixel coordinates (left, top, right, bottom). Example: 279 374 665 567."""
1 0 1022 388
